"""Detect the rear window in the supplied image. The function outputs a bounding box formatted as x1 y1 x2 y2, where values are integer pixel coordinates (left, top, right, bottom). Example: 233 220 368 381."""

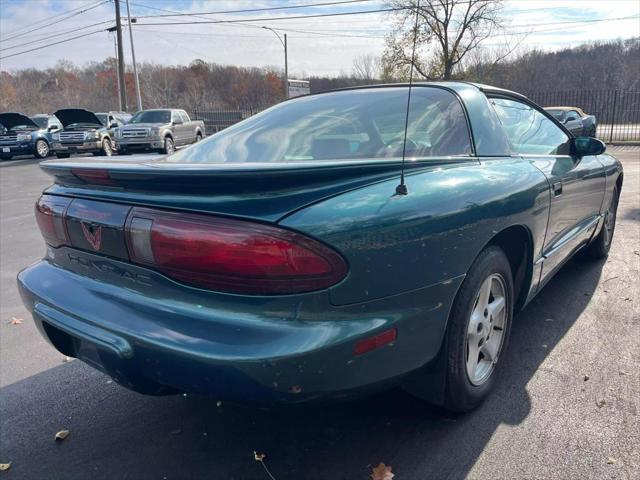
168 87 472 163
30 117 48 128
130 111 171 124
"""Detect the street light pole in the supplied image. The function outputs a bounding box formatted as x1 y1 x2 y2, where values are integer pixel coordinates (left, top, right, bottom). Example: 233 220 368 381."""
125 0 142 112
262 26 288 99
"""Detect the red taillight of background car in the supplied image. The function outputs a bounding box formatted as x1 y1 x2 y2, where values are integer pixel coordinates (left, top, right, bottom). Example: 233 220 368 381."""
125 207 348 295
34 195 72 247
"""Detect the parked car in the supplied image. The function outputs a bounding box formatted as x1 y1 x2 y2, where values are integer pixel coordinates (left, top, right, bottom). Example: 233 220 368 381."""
115 109 205 155
545 106 597 137
51 108 116 158
0 112 58 160
18 82 622 412
95 111 131 128
30 114 63 132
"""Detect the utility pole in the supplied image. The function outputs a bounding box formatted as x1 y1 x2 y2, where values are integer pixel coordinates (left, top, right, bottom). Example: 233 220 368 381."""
111 32 122 107
125 0 142 111
114 0 127 111
262 26 289 100
284 33 288 99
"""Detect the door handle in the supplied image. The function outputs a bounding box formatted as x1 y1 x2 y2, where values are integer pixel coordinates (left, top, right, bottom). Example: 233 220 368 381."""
552 181 563 196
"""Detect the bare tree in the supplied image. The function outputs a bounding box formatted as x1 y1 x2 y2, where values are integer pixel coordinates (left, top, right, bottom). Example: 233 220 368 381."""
383 0 505 80
352 54 380 81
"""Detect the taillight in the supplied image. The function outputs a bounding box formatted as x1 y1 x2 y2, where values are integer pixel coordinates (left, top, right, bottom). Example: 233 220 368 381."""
125 208 347 295
35 195 72 247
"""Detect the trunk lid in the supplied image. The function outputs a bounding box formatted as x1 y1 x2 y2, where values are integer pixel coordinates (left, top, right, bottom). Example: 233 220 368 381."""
39 157 438 221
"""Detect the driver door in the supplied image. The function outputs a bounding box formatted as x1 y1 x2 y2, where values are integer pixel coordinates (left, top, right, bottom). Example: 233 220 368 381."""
490 97 606 286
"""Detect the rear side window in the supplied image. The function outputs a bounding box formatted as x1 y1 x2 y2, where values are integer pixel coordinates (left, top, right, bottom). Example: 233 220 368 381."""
179 111 190 123
491 98 570 155
168 87 472 163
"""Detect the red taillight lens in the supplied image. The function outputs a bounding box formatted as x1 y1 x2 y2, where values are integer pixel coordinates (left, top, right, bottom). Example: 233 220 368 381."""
125 208 347 294
35 195 72 247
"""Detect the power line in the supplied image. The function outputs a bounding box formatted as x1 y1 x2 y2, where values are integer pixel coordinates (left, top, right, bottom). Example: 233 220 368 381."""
0 0 108 42
135 7 403 27
130 0 378 18
0 20 113 53
0 30 105 61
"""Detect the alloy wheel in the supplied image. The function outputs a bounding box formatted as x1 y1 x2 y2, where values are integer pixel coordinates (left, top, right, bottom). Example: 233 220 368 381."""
36 140 49 158
466 273 508 386
103 139 113 156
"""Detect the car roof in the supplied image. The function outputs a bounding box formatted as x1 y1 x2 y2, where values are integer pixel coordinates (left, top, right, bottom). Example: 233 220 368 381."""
320 81 529 101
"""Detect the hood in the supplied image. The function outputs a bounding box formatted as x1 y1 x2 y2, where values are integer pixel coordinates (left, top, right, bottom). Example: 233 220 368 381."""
0 112 39 130
54 109 102 128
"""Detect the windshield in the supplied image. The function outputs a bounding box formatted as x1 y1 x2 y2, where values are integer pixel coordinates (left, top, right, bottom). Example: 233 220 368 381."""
96 114 108 126
30 117 48 129
5 124 36 131
130 110 171 124
547 110 565 120
169 87 472 163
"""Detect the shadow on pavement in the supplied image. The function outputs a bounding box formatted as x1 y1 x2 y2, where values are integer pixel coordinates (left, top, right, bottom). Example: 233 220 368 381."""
0 256 604 479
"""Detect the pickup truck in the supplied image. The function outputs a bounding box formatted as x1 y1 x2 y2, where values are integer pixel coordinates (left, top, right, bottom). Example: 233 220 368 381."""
115 109 205 155
51 109 116 158
0 112 58 160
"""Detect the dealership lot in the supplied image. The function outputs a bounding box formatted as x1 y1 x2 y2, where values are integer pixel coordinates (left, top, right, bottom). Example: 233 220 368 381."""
0 149 638 479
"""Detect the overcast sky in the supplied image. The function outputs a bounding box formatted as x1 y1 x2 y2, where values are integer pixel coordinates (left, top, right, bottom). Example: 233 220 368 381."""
1 0 639 75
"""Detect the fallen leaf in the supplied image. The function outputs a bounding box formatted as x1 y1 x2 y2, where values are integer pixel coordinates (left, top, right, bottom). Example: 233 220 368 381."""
0 463 11 471
254 451 266 462
371 462 394 480
62 356 72 363
8 317 23 325
55 430 70 441
216 400 222 407
596 399 607 408
583 375 590 381
606 457 617 464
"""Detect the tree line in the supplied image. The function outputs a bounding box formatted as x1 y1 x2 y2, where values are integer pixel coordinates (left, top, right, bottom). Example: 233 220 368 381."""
1 37 638 116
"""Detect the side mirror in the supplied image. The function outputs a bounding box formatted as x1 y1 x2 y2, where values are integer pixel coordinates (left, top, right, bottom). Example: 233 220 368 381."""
48 126 57 131
572 136 605 157
109 122 118 128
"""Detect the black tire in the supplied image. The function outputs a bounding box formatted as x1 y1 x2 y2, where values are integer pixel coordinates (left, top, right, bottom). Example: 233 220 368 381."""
101 137 113 156
589 126 597 137
195 132 203 142
163 136 175 155
55 153 71 159
441 246 514 412
583 185 619 260
34 139 50 158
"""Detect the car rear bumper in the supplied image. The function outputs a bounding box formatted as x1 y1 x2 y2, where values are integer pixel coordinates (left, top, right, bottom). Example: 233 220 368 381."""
17 250 461 403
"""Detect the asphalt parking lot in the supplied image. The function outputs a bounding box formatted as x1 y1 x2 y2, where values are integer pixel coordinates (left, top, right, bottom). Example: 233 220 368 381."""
0 148 638 479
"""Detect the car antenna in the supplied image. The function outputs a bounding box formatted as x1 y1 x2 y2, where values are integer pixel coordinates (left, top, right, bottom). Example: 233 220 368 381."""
396 0 421 196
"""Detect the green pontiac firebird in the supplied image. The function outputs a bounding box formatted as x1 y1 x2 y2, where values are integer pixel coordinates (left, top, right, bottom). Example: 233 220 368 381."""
18 82 622 412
